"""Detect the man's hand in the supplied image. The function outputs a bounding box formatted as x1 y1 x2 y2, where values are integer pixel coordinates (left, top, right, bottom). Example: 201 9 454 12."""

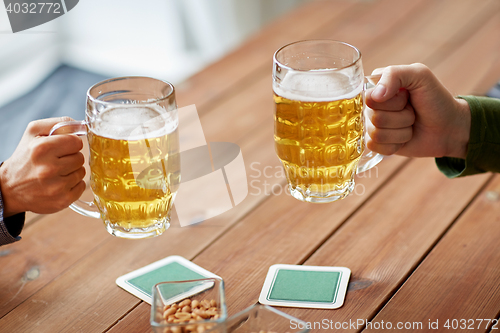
366 63 471 159
0 117 86 217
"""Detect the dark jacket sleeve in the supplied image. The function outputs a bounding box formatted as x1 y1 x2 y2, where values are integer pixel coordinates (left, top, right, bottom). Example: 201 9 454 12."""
436 96 500 178
0 163 25 246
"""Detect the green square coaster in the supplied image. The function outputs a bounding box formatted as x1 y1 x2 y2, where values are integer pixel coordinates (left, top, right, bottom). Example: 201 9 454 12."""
259 264 350 309
128 261 206 297
116 255 220 304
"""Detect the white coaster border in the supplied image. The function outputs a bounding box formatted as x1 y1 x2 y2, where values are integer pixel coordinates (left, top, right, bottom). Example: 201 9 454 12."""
258 264 351 309
116 255 220 304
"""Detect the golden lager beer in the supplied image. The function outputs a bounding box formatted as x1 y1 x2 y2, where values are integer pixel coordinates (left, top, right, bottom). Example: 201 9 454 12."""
50 76 180 238
274 90 364 197
88 106 180 235
273 40 383 203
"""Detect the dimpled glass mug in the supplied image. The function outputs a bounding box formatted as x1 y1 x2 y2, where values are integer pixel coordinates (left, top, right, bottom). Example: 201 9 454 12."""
273 40 383 203
50 77 180 239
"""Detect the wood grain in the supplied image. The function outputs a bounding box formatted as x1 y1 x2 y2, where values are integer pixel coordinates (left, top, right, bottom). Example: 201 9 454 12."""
1 0 499 332
365 175 500 333
433 11 500 96
0 0 355 321
362 0 499 73
281 160 491 332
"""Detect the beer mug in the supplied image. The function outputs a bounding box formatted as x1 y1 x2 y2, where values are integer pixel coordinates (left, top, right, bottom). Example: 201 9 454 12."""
50 77 180 238
273 40 383 203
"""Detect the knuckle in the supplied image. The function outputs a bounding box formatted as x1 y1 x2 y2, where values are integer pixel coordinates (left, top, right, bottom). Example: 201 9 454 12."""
59 116 73 123
369 112 384 128
368 128 385 143
411 62 431 74
72 168 86 184
68 135 84 151
387 144 401 155
74 152 85 167
55 198 72 211
26 120 40 134
30 139 53 159
394 92 409 109
36 164 57 180
78 166 86 179
383 65 396 76
403 108 416 125
403 128 413 141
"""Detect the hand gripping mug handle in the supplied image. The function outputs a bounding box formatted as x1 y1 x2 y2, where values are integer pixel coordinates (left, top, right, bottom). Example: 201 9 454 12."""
357 74 384 173
49 120 101 219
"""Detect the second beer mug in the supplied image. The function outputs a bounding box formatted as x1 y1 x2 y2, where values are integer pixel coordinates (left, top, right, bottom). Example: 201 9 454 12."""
50 77 180 239
273 40 383 203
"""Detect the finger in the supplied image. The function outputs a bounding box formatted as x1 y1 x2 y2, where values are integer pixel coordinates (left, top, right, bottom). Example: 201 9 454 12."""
366 88 409 111
68 180 86 202
57 152 85 176
366 105 415 129
27 117 75 136
34 134 84 159
62 166 86 191
367 121 413 144
370 63 434 102
366 139 403 156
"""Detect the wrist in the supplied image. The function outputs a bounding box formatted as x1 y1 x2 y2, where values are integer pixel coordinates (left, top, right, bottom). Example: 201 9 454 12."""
446 98 471 159
0 160 23 218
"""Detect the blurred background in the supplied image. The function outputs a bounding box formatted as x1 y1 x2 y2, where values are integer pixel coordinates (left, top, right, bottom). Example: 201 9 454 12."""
0 0 306 162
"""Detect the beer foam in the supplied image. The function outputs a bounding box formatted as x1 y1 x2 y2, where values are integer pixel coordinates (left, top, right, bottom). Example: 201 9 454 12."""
90 105 178 140
273 72 363 102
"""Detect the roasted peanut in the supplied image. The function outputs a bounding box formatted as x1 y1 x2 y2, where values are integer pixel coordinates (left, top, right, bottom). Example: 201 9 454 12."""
201 300 211 309
175 312 192 321
179 299 191 307
161 297 221 333
164 307 177 317
205 310 218 317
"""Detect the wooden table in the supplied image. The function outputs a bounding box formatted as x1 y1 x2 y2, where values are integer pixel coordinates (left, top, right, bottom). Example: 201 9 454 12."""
1 0 500 332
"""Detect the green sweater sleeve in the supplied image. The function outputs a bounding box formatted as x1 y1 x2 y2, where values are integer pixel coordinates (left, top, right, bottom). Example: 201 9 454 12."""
436 96 500 178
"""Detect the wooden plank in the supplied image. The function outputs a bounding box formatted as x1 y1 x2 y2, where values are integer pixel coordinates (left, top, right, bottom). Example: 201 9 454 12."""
106 0 500 330
0 119 407 332
362 0 498 73
433 11 500 96
0 0 355 320
312 0 434 53
0 155 407 332
270 160 490 333
2 0 497 332
0 224 230 332
0 0 425 325
0 76 279 326
0 209 110 319
362 10 500 331
365 175 500 333
108 303 151 333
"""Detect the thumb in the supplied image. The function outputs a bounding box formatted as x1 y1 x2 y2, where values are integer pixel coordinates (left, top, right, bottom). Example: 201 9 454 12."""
370 63 432 103
27 117 75 137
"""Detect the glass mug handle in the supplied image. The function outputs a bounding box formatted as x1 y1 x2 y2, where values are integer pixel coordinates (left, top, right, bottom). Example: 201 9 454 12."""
49 120 101 219
357 73 384 173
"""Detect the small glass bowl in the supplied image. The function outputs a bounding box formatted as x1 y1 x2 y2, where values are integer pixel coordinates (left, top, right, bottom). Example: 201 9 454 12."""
151 278 227 333
207 304 310 333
